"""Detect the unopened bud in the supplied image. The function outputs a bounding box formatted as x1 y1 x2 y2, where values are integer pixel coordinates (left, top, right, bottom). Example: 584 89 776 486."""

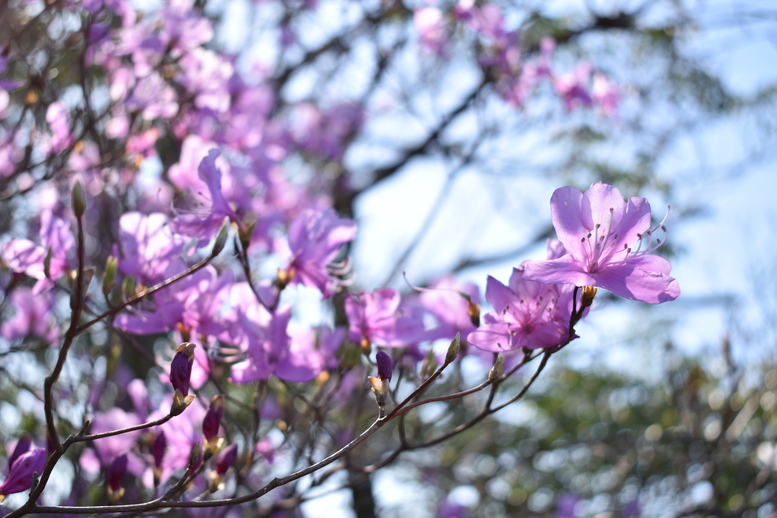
375 351 392 381
102 255 118 299
170 343 196 397
151 431 166 470
106 453 127 502
188 443 202 471
421 349 437 378
445 333 461 365
488 354 504 382
211 217 229 257
214 444 238 476
203 395 226 459
72 180 86 218
122 276 135 300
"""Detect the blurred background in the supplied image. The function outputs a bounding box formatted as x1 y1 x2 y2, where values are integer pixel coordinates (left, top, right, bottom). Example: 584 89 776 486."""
1 0 777 516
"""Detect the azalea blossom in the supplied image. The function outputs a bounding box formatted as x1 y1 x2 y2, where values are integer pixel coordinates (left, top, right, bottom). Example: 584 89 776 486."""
467 267 573 352
345 289 425 348
522 183 680 304
282 208 356 297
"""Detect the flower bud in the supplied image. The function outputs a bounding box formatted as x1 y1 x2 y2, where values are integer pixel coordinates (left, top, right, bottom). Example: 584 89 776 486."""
203 395 226 459
102 255 118 299
211 217 230 258
106 453 127 502
203 395 225 441
488 354 504 382
150 432 166 485
445 333 461 365
421 349 438 378
188 443 202 472
170 343 196 397
72 180 86 218
375 351 392 382
7 434 31 474
0 448 46 501
215 444 238 476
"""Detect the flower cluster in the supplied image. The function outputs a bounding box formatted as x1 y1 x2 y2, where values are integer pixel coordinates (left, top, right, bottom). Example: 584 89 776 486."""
0 0 680 512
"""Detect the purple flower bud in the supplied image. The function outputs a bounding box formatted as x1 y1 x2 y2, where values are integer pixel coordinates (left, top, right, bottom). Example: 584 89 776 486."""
0 448 46 496
203 395 225 441
106 453 127 492
170 343 196 396
215 444 238 476
151 432 166 469
376 351 392 381
7 434 31 474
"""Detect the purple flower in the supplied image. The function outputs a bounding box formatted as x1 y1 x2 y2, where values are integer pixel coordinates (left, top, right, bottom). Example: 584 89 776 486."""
6 435 31 474
418 276 480 341
522 183 680 304
0 287 59 344
467 268 572 352
345 289 425 348
228 302 328 384
171 149 238 243
283 208 356 297
0 448 46 498
117 212 185 285
2 211 73 284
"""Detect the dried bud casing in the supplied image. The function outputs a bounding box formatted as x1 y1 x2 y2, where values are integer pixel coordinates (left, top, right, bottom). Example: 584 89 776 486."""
171 390 196 416
581 286 597 310
464 295 480 327
239 219 256 251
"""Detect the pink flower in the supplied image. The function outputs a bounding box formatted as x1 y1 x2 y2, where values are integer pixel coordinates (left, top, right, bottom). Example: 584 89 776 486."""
415 7 448 55
284 208 356 297
522 183 680 304
0 448 46 498
345 289 425 348
467 268 572 352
